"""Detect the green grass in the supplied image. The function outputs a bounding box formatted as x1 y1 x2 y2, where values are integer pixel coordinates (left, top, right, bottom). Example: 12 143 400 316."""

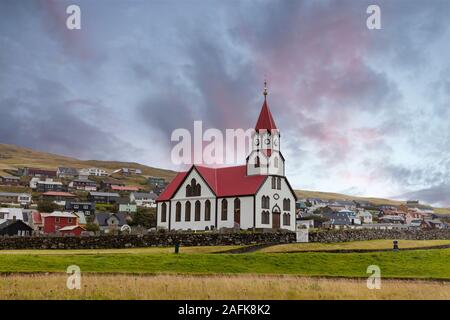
0 246 243 255
1 249 449 280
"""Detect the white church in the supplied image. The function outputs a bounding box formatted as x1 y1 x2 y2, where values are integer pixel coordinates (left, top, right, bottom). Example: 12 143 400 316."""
156 85 297 231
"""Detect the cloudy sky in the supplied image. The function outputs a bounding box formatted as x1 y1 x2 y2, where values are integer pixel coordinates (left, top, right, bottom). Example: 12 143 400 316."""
1 0 449 206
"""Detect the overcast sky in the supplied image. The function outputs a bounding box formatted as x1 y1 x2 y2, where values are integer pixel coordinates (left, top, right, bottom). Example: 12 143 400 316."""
1 0 449 206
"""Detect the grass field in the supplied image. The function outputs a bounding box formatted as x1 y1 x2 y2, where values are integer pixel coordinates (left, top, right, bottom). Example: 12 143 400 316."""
260 240 450 253
1 274 449 300
0 245 244 255
1 248 449 280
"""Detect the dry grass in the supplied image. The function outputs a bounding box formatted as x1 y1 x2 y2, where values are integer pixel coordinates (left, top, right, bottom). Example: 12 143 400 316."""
294 190 404 206
0 143 176 180
0 274 448 300
0 245 243 255
260 240 450 253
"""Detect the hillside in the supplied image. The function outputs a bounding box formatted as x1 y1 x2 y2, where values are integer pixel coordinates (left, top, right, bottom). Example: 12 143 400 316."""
294 190 404 206
0 143 177 181
1 143 447 211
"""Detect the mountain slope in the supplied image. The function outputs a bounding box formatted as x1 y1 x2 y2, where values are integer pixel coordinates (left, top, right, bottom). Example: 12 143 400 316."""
0 143 442 209
0 143 177 180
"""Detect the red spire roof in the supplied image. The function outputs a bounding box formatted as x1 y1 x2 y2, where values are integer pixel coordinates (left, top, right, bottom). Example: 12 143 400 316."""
255 98 277 131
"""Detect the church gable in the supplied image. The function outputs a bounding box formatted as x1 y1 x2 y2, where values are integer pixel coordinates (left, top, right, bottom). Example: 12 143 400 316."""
172 167 216 199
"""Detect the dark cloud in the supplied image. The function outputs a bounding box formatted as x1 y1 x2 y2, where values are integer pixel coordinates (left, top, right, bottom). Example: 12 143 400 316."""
0 77 142 160
396 184 450 207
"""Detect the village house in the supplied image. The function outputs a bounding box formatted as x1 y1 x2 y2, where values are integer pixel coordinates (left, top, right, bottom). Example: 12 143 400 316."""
113 168 143 176
69 178 97 191
156 87 297 231
57 167 79 178
27 211 45 233
88 191 120 204
93 212 128 233
0 218 33 236
148 176 166 187
58 225 86 236
130 192 158 207
0 208 25 223
0 175 21 186
118 203 137 214
19 167 57 178
356 210 373 224
100 179 125 190
41 191 76 206
111 185 140 192
0 192 32 205
65 201 95 216
43 211 79 234
80 167 108 177
34 179 64 192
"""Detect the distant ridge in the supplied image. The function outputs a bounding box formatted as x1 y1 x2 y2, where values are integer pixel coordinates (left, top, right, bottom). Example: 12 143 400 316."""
0 143 177 180
0 143 446 211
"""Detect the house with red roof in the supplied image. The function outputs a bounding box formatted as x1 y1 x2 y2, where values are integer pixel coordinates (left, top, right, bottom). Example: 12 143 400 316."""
43 211 79 235
156 85 297 231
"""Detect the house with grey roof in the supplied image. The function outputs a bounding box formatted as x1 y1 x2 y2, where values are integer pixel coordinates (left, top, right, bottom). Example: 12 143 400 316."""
88 192 120 204
93 212 128 232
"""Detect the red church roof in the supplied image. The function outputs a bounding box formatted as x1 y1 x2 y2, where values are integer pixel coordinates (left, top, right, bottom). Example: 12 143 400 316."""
255 99 277 131
156 165 267 201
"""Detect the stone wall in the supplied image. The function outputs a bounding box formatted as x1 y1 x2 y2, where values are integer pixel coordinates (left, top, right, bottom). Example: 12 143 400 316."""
0 232 295 250
309 229 450 243
0 229 449 250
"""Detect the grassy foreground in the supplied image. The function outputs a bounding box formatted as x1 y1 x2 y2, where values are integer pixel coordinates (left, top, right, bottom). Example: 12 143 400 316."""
0 274 448 300
1 248 449 280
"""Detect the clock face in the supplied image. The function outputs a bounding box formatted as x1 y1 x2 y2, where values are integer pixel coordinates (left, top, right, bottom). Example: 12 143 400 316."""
273 138 278 147
273 193 280 200
265 138 271 145
255 138 260 146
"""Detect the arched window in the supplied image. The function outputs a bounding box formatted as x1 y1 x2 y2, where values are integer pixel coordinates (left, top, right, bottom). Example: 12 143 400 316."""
221 199 228 220
277 177 281 190
186 178 201 197
283 213 291 226
234 198 241 225
255 156 260 168
283 199 290 211
185 201 191 221
195 200 201 221
186 185 192 197
205 200 211 221
271 176 276 189
175 202 181 222
274 157 278 168
161 203 167 222
261 211 270 224
261 196 270 209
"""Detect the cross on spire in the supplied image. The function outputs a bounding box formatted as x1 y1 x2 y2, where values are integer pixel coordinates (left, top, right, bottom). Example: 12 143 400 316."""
263 79 268 98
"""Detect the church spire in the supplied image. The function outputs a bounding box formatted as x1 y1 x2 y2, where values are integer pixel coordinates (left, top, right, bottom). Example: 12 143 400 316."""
255 80 277 131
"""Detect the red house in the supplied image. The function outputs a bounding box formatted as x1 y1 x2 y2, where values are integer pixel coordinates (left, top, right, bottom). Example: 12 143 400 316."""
43 211 78 234
58 225 86 236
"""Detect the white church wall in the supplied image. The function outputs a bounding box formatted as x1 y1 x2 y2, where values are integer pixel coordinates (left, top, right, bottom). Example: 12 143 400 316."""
255 176 296 231
217 196 253 230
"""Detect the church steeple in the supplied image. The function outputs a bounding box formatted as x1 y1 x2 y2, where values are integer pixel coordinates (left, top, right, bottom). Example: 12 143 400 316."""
247 81 284 177
255 81 277 132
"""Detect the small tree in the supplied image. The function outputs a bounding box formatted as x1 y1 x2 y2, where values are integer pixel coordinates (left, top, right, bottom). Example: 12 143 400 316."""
129 207 156 229
37 201 60 213
85 222 100 232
